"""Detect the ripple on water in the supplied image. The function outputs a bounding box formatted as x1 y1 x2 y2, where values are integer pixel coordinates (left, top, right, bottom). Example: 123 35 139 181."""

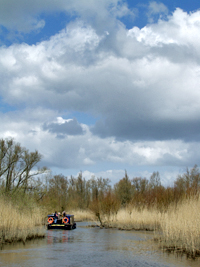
0 222 200 267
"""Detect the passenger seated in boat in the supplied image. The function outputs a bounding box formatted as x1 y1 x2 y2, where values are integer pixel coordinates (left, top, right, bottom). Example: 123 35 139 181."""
62 211 66 217
54 211 58 223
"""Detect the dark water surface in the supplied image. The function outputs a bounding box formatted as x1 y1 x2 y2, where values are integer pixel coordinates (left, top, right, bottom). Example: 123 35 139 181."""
0 222 200 267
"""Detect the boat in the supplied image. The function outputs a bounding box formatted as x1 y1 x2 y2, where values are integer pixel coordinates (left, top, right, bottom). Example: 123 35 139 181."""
47 214 76 230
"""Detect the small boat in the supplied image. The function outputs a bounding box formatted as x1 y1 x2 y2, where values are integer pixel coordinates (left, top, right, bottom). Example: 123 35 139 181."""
47 214 76 230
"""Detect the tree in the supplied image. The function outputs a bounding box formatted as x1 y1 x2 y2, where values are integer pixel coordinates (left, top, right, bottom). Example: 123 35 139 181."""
174 165 200 196
114 171 132 205
89 190 120 227
47 174 68 211
132 177 149 194
76 172 86 209
149 171 161 189
0 138 47 195
131 177 149 208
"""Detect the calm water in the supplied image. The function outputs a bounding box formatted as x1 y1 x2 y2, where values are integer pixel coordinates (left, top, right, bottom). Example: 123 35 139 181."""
0 222 200 267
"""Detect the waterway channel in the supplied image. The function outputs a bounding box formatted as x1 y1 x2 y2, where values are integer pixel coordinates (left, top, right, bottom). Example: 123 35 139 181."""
0 222 200 267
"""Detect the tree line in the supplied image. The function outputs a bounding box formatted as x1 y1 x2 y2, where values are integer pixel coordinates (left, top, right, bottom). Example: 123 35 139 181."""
1 138 200 217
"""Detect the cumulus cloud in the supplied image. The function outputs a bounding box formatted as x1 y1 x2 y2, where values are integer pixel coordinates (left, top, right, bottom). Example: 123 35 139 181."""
1 8 200 144
0 5 200 182
43 117 84 137
0 110 198 170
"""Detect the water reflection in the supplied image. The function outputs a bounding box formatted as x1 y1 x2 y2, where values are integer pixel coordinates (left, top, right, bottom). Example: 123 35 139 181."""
0 222 200 267
47 230 73 245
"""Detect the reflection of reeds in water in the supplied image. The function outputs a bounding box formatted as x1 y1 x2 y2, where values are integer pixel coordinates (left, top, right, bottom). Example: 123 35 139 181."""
159 197 200 258
0 198 45 244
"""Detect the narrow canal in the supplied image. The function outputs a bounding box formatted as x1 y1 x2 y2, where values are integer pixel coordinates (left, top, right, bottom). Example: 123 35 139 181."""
0 222 200 267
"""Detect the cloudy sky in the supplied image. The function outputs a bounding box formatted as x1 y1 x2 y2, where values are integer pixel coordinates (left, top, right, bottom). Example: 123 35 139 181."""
0 0 200 185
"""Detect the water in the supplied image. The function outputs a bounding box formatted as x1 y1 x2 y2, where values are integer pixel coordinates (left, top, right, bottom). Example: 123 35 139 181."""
0 222 200 267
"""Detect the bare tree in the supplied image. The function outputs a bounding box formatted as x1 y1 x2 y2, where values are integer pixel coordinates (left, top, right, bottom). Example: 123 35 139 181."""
149 171 161 189
114 171 132 205
0 138 47 194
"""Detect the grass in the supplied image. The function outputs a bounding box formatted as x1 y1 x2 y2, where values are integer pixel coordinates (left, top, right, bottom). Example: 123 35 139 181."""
0 197 45 244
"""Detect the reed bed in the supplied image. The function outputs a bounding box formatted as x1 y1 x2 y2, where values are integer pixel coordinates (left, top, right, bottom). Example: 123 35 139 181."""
159 197 200 258
68 209 96 222
103 207 162 231
54 198 200 258
95 198 200 258
0 197 45 244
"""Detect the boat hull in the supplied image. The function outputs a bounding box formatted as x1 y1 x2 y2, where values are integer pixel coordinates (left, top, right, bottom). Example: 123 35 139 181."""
47 223 76 230
47 214 76 230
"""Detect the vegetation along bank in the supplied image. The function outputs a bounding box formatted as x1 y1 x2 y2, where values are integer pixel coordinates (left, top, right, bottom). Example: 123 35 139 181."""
0 138 200 259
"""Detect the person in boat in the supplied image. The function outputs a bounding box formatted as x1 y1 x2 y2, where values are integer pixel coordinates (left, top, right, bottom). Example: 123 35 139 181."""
54 211 58 223
62 211 66 217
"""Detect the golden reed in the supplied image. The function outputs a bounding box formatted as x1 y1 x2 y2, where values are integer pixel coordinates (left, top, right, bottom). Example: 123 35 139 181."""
0 197 45 244
159 196 200 258
106 198 200 258
103 207 161 230
68 209 95 222
73 197 200 258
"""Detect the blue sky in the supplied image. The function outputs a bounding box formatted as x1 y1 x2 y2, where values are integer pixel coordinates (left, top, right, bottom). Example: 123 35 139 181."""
0 0 200 185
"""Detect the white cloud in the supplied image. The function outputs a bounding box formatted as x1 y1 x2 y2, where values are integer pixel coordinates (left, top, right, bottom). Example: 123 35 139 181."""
0 110 197 169
130 8 200 49
147 1 168 23
1 6 200 184
79 168 183 187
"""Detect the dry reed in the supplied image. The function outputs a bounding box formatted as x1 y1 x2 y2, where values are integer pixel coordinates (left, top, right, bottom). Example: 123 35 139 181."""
68 209 95 222
159 197 200 258
57 198 200 258
0 197 45 244
103 207 162 231
91 197 200 258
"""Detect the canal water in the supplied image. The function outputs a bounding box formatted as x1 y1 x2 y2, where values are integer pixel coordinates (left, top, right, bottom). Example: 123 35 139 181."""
0 222 200 267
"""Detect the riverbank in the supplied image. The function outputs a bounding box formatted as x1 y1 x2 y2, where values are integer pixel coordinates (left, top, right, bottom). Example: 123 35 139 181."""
68 209 96 222
1 195 200 259
0 197 45 244
112 198 200 259
103 207 161 231
158 197 200 259
70 197 200 259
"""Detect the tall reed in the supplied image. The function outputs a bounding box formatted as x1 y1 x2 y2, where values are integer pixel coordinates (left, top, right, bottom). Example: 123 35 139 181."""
68 209 95 222
90 197 200 258
159 196 200 258
0 197 45 244
101 206 162 231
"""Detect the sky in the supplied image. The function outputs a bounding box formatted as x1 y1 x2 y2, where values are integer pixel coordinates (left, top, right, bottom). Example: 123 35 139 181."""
0 0 200 186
